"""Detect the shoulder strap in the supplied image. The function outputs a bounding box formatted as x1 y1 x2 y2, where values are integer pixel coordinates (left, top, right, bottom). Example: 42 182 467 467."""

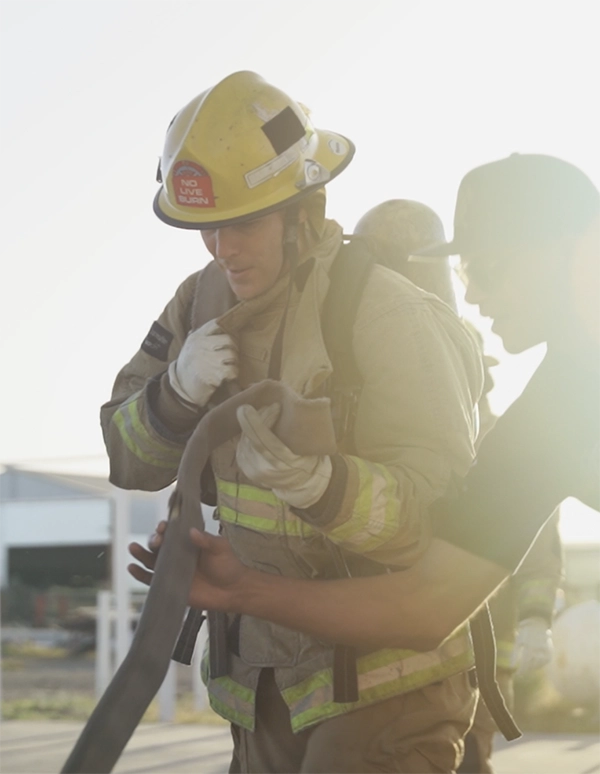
322 237 377 390
321 238 377 450
470 605 522 741
321 239 378 701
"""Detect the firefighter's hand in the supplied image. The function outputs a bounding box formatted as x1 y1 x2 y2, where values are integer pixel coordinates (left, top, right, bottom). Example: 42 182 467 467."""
511 617 553 676
236 403 332 508
168 319 238 408
128 526 250 612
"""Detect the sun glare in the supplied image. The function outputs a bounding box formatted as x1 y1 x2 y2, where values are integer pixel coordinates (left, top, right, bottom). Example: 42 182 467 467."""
560 498 600 545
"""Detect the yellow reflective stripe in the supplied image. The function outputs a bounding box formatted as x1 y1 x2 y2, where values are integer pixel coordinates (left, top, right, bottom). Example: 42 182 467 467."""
207 678 255 731
219 505 317 537
353 455 373 522
208 694 254 732
126 399 182 463
113 402 180 469
201 641 209 684
327 457 399 551
216 478 317 537
517 579 556 614
288 649 474 732
217 478 281 505
219 505 281 534
209 674 254 704
282 632 474 732
282 631 470 706
202 646 255 730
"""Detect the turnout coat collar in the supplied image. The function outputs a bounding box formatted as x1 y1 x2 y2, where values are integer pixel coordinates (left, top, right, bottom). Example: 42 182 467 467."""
215 219 344 397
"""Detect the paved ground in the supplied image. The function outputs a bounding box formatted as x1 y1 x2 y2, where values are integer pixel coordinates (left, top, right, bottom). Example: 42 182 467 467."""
0 722 231 774
1 722 599 774
492 732 600 774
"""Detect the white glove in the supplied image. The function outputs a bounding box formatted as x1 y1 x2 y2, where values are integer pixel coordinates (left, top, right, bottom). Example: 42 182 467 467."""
168 320 238 408
511 616 553 676
236 403 333 509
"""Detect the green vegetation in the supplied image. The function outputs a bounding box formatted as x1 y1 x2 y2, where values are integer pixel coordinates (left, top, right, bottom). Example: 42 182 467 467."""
2 641 70 660
1 692 227 724
2 693 97 721
1 640 227 724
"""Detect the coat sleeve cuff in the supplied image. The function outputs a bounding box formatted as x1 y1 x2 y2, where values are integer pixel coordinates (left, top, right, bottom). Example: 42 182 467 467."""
290 454 348 527
146 373 203 442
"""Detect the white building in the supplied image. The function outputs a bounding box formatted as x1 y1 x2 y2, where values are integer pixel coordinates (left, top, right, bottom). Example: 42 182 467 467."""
0 466 162 592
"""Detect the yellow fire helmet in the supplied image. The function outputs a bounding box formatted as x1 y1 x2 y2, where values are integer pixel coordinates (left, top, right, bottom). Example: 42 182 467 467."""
153 71 355 229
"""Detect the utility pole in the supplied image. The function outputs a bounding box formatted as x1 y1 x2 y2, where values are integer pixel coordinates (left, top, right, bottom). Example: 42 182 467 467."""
156 486 177 721
0 583 4 723
111 487 131 666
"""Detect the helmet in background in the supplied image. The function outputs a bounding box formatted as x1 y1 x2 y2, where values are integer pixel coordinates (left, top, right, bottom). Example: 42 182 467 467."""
354 199 458 311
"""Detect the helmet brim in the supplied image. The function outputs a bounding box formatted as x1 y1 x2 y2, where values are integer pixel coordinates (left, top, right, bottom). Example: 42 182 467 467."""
409 239 460 260
154 132 355 230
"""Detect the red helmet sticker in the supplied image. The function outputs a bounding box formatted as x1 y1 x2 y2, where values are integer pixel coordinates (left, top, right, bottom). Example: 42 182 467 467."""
172 161 215 208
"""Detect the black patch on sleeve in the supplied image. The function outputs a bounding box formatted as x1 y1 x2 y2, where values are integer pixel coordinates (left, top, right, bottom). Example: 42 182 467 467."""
141 321 174 362
261 107 305 155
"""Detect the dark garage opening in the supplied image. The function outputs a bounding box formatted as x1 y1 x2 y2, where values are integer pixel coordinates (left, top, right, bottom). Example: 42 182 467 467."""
9 544 110 588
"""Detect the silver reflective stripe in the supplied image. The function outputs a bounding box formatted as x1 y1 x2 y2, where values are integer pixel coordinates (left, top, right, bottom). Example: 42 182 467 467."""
216 478 318 537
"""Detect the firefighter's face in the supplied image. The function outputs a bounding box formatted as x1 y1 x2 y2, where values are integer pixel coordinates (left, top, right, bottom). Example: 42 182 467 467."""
202 211 287 300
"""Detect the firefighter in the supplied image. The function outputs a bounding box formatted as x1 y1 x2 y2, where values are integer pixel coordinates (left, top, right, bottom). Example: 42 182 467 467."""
118 71 483 772
131 153 598 660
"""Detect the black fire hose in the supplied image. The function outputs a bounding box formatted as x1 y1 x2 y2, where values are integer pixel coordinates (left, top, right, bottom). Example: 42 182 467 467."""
61 380 337 773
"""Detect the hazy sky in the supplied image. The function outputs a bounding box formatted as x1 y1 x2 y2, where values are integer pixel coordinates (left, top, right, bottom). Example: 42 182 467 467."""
1 0 598 540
